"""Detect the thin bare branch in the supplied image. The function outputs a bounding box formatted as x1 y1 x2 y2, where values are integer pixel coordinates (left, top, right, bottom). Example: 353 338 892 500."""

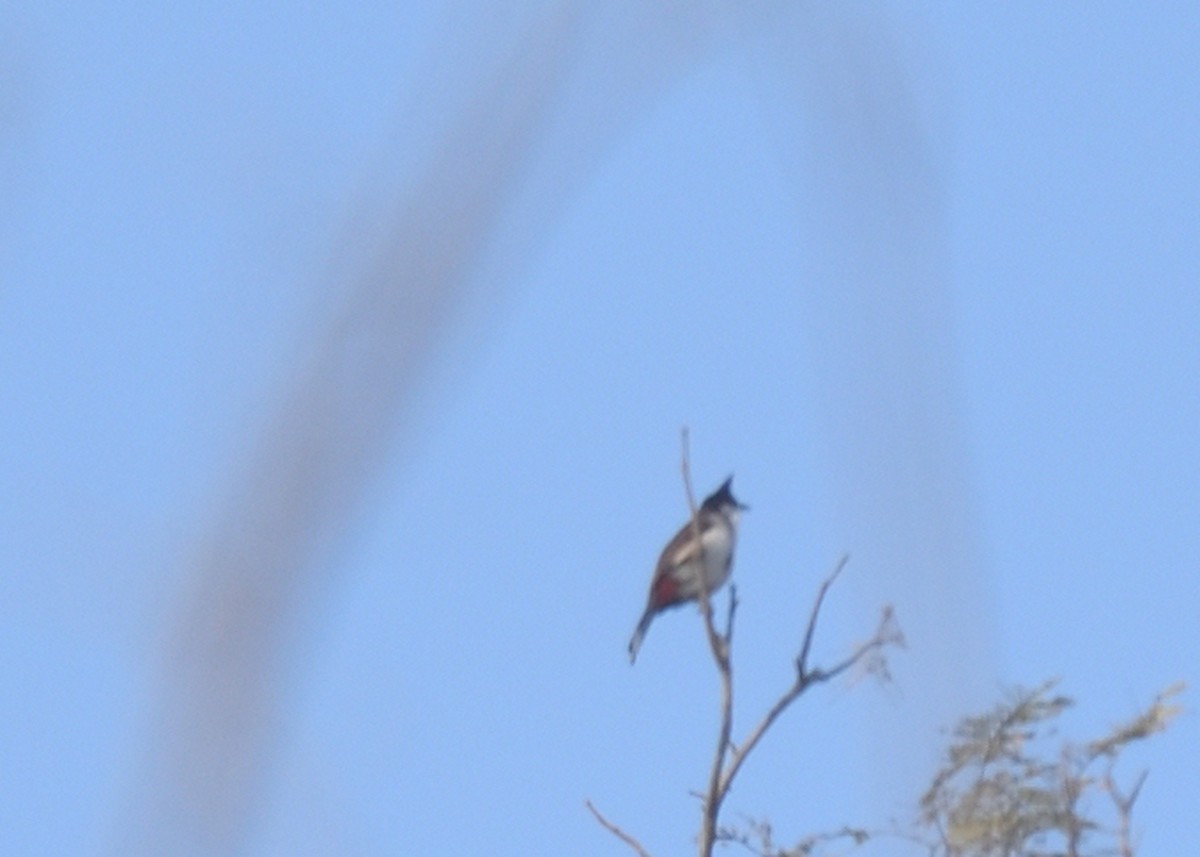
718 587 897 800
809 604 900 684
681 427 736 857
797 553 850 674
680 426 699 521
718 817 873 857
723 584 739 650
1126 769 1149 809
700 640 736 857
586 800 655 857
679 432 900 857
680 427 727 663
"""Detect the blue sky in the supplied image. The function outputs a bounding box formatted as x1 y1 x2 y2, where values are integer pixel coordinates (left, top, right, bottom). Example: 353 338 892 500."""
2 3 1196 855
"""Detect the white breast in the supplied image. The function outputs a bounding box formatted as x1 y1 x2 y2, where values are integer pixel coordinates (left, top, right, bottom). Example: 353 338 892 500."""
699 520 736 591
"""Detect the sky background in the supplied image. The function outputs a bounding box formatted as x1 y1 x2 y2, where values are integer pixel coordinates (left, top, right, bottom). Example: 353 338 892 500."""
1 2 1197 855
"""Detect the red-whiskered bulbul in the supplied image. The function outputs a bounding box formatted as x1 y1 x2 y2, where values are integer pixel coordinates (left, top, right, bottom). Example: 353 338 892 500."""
628 476 747 663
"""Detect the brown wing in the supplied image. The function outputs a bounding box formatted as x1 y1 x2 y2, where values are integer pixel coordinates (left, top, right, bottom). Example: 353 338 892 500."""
646 514 715 606
655 520 705 574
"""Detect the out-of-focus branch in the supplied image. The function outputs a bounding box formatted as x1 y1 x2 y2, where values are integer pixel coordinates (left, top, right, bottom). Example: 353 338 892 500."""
1104 767 1148 857
113 6 587 855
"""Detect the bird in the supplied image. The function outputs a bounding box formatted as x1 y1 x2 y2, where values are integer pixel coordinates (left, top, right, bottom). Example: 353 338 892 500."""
628 476 748 663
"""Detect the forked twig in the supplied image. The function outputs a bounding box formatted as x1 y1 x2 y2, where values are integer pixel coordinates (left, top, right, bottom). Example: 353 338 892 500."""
718 588 897 802
1105 767 1149 857
797 554 850 674
589 431 901 857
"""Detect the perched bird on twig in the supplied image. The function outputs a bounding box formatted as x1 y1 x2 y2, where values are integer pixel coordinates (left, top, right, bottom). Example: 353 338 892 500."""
628 477 748 663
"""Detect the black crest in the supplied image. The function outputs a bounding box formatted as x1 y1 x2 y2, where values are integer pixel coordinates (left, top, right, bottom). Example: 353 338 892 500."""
701 476 746 512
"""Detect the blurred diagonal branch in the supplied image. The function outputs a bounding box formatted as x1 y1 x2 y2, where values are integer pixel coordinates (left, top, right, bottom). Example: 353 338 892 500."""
114 3 784 854
118 6 579 847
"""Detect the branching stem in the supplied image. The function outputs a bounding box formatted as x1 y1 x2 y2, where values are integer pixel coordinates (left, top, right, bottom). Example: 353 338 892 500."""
589 430 901 857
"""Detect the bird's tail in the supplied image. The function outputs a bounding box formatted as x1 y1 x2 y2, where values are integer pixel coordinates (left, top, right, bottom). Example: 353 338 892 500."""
628 609 655 664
